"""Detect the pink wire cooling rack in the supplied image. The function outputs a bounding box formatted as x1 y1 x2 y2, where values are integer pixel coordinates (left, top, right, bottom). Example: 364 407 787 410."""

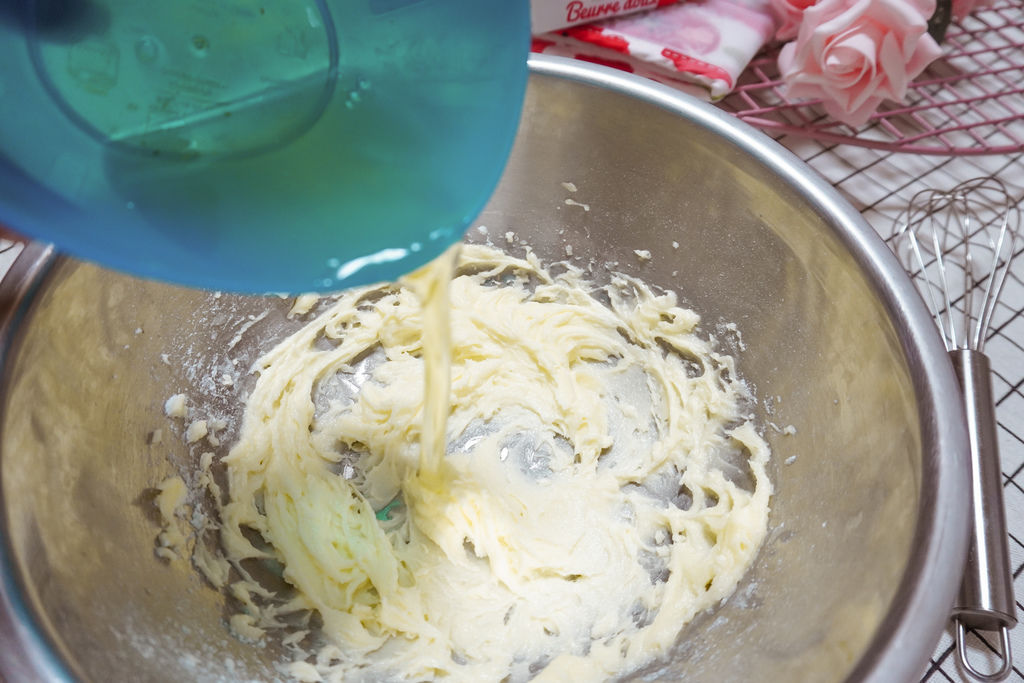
717 1 1024 155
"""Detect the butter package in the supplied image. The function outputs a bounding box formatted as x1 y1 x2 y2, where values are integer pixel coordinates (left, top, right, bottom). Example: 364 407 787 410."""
531 0 680 33
533 0 777 100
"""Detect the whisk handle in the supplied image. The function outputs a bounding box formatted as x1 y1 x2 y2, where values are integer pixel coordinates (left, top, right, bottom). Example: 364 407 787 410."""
950 349 1016 628
949 349 1016 681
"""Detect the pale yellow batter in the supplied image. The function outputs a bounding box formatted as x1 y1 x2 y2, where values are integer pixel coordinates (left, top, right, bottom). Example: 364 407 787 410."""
164 243 772 682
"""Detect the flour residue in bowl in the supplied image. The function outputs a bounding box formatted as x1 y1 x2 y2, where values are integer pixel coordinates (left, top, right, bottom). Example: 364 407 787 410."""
157 243 772 682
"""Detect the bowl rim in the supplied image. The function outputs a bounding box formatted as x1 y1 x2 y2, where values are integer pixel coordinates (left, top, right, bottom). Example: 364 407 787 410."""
0 54 970 682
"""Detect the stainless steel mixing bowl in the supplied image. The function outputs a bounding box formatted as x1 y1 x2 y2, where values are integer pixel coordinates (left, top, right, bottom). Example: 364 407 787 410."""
0 56 969 682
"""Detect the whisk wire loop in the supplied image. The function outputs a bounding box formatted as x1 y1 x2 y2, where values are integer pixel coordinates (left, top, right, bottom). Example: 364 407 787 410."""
892 177 1020 354
976 211 1016 353
961 204 975 351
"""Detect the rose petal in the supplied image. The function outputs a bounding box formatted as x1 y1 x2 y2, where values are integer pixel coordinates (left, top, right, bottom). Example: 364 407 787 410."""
877 32 907 98
906 32 943 77
772 0 816 42
824 93 884 126
777 40 799 78
823 32 877 77
803 0 872 39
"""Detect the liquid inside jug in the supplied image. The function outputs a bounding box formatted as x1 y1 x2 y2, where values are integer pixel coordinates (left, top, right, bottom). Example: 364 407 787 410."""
0 0 529 292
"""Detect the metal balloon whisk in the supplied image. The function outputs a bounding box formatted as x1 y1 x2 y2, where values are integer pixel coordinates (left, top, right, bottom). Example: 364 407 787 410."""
893 177 1020 682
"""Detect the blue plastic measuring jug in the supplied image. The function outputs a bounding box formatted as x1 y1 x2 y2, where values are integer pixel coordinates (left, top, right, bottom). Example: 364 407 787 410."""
0 0 529 293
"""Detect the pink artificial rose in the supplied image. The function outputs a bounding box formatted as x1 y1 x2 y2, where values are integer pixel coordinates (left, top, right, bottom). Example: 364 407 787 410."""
777 0 943 126
770 0 818 42
951 0 994 20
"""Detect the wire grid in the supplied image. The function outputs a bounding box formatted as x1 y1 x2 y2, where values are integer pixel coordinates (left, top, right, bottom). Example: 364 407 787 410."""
717 1 1024 155
766 127 1024 680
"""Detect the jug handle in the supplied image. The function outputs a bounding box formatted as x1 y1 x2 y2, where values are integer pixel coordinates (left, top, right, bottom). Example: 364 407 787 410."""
0 225 54 340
